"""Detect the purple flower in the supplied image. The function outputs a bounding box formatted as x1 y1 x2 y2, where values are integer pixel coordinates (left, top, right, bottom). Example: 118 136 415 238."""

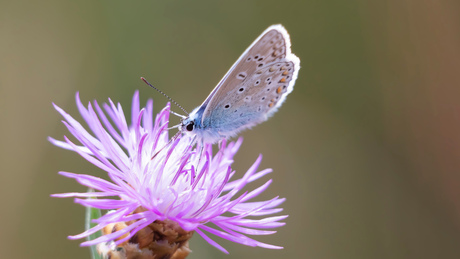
50 91 287 254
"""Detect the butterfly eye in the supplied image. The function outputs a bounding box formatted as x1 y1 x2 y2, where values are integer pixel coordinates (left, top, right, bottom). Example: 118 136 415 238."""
186 121 195 131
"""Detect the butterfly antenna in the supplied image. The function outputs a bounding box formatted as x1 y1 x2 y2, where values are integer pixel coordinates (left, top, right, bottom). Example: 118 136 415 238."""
141 77 189 116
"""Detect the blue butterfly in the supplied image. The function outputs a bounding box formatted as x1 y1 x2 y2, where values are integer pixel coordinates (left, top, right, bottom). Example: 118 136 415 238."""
145 25 300 145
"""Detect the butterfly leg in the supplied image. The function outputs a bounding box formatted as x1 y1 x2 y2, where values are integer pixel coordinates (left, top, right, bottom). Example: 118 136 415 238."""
196 140 206 171
150 130 182 160
184 135 203 176
218 139 224 149
216 137 227 157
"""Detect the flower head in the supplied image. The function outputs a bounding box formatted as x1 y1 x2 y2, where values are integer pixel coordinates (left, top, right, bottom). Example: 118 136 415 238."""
50 91 287 254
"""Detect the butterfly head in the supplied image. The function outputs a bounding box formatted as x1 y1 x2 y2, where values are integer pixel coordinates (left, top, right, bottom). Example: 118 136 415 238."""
179 107 202 136
181 117 196 133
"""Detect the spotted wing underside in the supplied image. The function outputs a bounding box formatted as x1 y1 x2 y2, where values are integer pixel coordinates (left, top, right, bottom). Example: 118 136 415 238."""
201 25 300 137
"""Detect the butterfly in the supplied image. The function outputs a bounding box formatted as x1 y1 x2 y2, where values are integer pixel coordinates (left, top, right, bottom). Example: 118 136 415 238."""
144 24 300 145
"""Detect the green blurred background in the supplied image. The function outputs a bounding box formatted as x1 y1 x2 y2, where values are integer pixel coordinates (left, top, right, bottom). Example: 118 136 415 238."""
1 0 460 258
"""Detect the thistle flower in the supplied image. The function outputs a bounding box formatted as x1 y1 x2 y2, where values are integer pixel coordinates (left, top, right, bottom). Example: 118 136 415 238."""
50 91 287 256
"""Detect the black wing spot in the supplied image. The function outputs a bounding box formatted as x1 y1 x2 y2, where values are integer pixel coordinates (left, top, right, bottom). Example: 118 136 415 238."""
238 87 245 92
224 104 230 109
255 80 260 86
258 63 263 67
237 72 247 79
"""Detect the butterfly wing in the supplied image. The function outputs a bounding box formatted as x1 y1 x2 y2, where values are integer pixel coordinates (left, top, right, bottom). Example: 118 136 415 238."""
200 24 300 137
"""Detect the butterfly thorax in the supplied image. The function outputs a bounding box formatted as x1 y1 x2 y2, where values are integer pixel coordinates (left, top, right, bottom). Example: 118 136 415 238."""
180 106 223 144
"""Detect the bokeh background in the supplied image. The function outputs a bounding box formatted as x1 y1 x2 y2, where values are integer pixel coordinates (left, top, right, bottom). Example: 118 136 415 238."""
1 0 460 258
